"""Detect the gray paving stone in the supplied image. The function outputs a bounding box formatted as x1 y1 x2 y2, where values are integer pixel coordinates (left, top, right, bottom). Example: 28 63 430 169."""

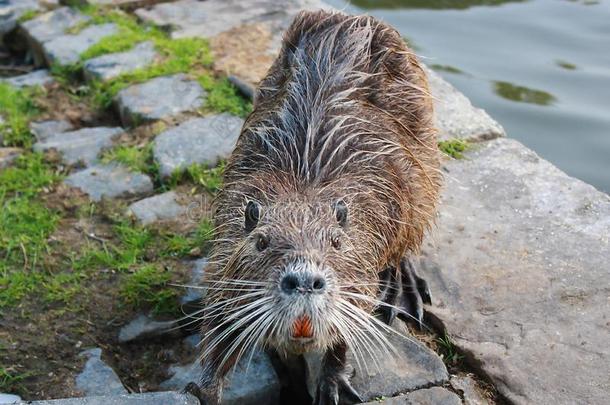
0 392 20 404
33 127 122 167
426 67 505 142
0 0 41 40
20 7 90 66
160 349 280 405
43 23 118 66
0 147 22 169
422 138 610 404
26 392 199 405
29 119 73 142
84 41 158 82
64 164 153 202
2 69 54 88
153 114 243 178
127 190 186 225
75 348 127 396
135 0 325 43
115 74 206 127
450 375 488 405
361 387 461 405
304 319 448 402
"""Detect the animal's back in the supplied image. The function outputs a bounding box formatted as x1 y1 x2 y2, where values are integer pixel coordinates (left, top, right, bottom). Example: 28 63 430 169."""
215 10 441 270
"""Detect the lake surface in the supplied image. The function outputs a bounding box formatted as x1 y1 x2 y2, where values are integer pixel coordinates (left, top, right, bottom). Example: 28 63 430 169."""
327 0 610 194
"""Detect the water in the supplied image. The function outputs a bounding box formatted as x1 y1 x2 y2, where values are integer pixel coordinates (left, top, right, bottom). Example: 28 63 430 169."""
327 0 610 194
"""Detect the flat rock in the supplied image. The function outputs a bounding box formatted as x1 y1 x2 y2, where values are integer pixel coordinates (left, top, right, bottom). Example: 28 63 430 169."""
0 392 20 404
0 0 41 39
75 348 127 396
29 119 73 142
126 190 186 225
361 387 461 405
118 314 178 343
64 164 153 202
27 392 198 405
450 374 489 405
84 41 158 82
43 23 118 66
160 350 280 405
135 0 325 41
2 69 54 88
304 319 448 402
422 138 610 404
115 74 206 127
153 114 243 178
426 67 505 142
0 147 22 169
33 126 122 166
20 7 90 66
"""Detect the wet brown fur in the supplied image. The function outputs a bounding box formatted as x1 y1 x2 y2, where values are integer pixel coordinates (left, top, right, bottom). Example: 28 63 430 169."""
197 9 441 399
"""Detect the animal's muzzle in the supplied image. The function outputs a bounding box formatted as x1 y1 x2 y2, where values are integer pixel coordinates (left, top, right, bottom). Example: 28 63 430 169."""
280 271 327 295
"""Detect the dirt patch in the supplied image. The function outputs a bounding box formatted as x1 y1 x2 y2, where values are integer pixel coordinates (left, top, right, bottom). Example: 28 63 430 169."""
210 23 276 87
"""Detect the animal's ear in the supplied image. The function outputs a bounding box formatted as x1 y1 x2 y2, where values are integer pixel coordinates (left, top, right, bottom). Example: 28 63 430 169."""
245 201 260 233
333 200 348 227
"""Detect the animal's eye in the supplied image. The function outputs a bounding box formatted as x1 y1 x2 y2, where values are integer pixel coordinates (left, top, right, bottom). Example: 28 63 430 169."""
331 235 341 249
333 200 348 227
245 201 260 232
256 234 269 251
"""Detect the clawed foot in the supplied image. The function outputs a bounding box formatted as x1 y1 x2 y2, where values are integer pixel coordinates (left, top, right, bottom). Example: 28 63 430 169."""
183 382 206 405
378 257 431 328
314 366 364 405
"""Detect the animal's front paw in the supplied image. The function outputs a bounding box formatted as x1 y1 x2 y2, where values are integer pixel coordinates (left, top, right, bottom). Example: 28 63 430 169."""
314 368 364 405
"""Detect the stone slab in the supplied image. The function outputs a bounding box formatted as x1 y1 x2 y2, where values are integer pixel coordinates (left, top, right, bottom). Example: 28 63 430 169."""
153 114 243 178
0 147 22 169
20 7 90 66
361 387 462 405
304 320 448 402
29 119 73 142
450 375 489 405
126 190 186 225
0 392 20 404
43 23 118 66
426 67 505 142
2 69 54 88
75 348 127 396
83 41 158 82
64 164 153 202
115 74 206 127
135 0 322 40
26 392 199 405
0 0 41 39
33 126 122 166
160 350 280 405
422 138 610 404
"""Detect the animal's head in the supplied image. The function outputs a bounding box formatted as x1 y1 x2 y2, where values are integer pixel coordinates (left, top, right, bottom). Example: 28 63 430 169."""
204 196 380 360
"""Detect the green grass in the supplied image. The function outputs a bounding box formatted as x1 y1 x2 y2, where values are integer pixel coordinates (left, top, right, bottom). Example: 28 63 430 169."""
171 162 225 193
0 83 42 147
438 139 470 159
437 331 464 366
102 144 154 174
120 264 178 314
0 366 32 392
17 9 41 23
430 64 464 74
199 76 252 118
162 219 214 257
0 154 62 308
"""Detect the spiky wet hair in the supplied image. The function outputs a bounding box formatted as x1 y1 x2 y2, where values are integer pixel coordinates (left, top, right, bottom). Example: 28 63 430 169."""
198 9 441 378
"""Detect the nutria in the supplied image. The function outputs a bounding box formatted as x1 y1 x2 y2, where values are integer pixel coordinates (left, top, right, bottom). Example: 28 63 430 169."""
186 9 441 405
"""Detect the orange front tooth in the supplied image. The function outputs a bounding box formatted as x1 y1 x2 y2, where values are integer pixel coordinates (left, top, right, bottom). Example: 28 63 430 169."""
292 315 313 338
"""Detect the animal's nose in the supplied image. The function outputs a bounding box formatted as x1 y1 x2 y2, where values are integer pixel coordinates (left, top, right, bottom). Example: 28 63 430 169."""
280 272 327 294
